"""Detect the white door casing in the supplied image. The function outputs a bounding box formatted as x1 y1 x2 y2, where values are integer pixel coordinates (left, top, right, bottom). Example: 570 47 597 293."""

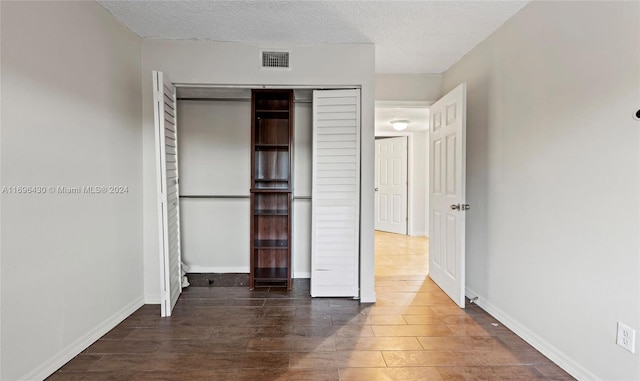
311 89 360 298
153 71 182 317
429 83 467 308
375 137 408 234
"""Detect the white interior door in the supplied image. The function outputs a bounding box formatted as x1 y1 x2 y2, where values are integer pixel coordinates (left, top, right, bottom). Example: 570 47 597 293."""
311 89 360 297
375 137 408 234
153 71 182 317
429 83 467 308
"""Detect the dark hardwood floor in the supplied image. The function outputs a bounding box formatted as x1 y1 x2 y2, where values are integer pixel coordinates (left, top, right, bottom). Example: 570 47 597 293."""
46 233 575 380
46 280 574 381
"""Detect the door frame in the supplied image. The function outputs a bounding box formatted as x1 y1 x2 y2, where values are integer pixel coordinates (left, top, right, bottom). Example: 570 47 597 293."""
375 100 433 238
157 82 366 301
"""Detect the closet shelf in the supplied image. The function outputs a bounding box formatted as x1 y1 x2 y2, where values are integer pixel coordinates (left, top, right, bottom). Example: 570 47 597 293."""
251 89 293 290
254 239 288 249
254 209 289 216
255 144 289 150
255 109 289 113
251 189 291 193
253 267 288 282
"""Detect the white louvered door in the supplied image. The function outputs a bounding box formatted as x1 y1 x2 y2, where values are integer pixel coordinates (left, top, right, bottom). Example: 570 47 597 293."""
429 83 467 308
311 89 360 298
153 71 182 317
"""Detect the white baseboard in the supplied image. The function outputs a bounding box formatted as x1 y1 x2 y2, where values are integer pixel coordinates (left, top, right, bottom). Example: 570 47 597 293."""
409 230 426 237
20 296 144 381
465 287 598 381
293 272 310 279
187 266 249 273
144 293 161 304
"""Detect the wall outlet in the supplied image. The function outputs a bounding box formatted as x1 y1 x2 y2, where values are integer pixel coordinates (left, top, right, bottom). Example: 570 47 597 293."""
616 322 636 353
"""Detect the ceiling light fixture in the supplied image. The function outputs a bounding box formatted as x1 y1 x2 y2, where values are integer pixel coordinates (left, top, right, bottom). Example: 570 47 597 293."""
391 119 409 131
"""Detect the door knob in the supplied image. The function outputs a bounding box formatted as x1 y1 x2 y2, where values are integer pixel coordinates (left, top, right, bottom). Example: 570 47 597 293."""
375 188 379 191
450 203 470 211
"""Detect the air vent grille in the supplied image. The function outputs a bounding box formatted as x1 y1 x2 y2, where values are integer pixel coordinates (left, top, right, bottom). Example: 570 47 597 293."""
262 51 290 69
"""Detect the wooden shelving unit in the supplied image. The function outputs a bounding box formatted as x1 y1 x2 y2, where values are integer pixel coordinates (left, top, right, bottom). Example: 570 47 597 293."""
250 90 293 289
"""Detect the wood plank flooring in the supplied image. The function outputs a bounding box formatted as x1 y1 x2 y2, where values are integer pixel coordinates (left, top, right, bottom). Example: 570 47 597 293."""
47 231 574 380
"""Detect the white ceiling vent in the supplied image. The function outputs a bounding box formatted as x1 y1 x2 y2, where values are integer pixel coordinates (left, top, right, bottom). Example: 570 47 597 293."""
261 50 291 70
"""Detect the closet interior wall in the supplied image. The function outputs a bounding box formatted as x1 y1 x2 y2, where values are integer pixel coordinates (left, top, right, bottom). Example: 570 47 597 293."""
176 89 312 278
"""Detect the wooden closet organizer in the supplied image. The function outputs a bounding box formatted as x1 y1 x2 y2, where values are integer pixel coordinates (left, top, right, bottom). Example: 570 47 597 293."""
250 90 293 289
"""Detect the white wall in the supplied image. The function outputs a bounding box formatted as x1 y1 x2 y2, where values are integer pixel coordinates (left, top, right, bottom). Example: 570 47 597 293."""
375 73 442 101
177 100 251 272
177 100 313 277
292 102 312 278
178 100 251 195
142 41 376 302
411 131 428 236
442 2 639 380
0 2 143 380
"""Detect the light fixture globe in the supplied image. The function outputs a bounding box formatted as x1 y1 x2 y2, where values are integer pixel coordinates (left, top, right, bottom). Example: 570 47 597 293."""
390 119 409 131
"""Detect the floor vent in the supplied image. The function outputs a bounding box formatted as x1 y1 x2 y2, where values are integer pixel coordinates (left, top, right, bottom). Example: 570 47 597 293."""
261 51 290 69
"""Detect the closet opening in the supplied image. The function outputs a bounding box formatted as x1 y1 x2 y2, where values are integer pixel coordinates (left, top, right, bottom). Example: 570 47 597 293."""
174 87 312 291
153 73 362 316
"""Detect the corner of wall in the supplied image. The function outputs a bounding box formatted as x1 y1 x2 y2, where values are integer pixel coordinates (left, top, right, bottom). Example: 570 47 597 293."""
144 294 162 305
17 297 144 381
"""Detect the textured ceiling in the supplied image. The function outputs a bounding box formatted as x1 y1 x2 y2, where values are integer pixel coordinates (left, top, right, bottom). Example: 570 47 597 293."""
97 0 528 73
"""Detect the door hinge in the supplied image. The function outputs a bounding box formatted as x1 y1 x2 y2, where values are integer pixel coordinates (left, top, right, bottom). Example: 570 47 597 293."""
154 91 163 102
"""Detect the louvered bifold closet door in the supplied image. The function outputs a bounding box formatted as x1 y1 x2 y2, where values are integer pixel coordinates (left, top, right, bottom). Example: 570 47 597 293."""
153 71 182 317
311 89 360 297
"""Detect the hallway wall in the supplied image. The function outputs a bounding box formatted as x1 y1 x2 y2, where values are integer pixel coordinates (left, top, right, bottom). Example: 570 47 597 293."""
375 73 442 102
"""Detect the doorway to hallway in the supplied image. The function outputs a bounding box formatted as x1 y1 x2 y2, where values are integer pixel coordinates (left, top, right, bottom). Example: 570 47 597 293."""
374 231 428 278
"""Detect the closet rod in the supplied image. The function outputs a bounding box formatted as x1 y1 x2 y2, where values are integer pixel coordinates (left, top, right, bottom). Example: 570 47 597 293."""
177 97 251 102
177 97 312 104
180 195 250 199
180 195 311 200
175 83 360 90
